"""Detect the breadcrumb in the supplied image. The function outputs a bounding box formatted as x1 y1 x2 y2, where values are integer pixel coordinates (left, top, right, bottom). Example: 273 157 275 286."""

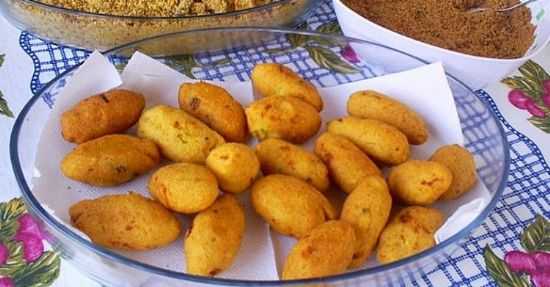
40 0 275 17
342 0 535 59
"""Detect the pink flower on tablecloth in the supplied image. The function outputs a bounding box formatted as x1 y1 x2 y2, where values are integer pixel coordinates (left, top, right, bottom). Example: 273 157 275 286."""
485 216 550 286
341 45 360 64
16 214 44 240
543 79 550 93
14 215 46 263
508 89 532 110
502 60 550 133
504 250 550 287
543 80 550 107
0 277 14 287
527 102 546 118
14 233 43 263
532 269 550 287
543 94 550 107
507 88 547 118
0 198 60 284
504 251 537 273
0 244 8 265
533 252 550 269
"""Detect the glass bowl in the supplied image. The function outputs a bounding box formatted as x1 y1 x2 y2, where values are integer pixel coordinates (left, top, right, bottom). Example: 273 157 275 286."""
0 0 319 51
10 28 509 286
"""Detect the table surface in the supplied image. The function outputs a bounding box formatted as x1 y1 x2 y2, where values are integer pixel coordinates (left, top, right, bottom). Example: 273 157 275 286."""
0 2 549 287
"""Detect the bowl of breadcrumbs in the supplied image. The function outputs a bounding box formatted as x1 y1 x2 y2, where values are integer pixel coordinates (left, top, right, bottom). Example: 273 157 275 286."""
334 0 550 89
0 0 318 51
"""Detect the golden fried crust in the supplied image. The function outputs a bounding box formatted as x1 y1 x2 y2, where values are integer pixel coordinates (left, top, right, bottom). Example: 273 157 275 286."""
388 160 453 205
314 133 381 193
430 144 477 200
245 96 321 144
137 105 225 163
341 176 392 268
328 116 410 166
377 206 444 264
251 63 323 111
394 206 445 233
205 143 260 193
69 192 181 251
179 82 248 143
251 175 336 238
256 138 329 192
347 90 429 145
61 89 145 144
61 134 160 187
185 194 245 277
148 163 219 214
282 220 356 280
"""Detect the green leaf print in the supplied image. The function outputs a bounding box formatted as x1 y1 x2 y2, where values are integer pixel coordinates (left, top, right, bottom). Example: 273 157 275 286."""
502 60 550 132
0 91 14 118
0 241 26 277
0 198 61 286
287 34 310 49
528 116 550 134
286 23 310 48
483 247 531 287
114 62 127 73
518 60 550 87
305 46 360 74
310 21 346 47
164 54 199 79
12 251 60 287
503 60 550 107
0 54 13 118
521 215 550 252
0 198 26 242
502 76 541 100
315 21 342 34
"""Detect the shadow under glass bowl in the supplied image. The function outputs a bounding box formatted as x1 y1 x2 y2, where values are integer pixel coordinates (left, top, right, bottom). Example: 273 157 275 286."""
10 27 509 287
0 0 319 51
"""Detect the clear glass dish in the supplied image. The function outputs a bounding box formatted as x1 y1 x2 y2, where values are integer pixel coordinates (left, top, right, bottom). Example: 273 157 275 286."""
0 0 319 51
10 28 509 286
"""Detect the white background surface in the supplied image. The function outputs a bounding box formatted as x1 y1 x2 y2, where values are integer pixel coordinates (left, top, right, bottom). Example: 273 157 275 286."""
0 13 548 287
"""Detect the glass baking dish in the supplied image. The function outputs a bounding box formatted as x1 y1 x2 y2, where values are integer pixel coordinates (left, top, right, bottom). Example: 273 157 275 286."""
0 0 319 50
10 28 509 286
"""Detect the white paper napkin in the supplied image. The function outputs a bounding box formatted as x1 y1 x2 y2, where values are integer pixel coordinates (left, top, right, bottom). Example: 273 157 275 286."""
32 51 491 281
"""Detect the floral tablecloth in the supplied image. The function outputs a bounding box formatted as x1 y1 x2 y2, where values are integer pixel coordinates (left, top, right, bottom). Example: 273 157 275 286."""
0 1 549 286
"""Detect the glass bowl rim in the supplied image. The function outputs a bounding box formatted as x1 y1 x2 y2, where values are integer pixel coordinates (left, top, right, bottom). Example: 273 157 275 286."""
10 27 510 286
16 0 313 20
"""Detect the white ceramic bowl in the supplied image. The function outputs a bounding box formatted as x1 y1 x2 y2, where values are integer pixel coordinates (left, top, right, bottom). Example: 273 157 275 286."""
334 0 550 89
